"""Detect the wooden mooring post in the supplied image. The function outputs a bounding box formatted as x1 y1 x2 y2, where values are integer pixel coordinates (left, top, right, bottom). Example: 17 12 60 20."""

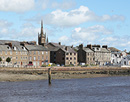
48 68 51 85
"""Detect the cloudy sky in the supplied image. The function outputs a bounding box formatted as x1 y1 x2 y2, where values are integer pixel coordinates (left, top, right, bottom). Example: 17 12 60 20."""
0 0 129 51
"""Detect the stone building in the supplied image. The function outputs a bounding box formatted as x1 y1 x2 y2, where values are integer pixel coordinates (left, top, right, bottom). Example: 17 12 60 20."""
0 41 28 67
87 45 111 65
46 42 65 63
25 45 50 67
78 44 111 65
78 44 95 65
56 46 78 66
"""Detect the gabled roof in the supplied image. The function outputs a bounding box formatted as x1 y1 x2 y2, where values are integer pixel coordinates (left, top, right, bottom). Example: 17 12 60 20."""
25 45 48 51
48 42 65 48
59 46 77 53
83 48 94 53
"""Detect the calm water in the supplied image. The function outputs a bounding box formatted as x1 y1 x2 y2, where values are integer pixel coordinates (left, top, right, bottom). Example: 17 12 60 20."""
0 76 130 102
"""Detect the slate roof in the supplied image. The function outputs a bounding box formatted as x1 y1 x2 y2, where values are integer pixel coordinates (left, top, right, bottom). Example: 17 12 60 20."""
25 45 48 51
83 47 94 53
48 42 65 48
0 45 11 51
0 40 20 46
60 46 77 53
101 48 111 53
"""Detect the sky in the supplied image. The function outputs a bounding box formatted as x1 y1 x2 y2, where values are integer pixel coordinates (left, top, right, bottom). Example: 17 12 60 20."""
0 0 130 51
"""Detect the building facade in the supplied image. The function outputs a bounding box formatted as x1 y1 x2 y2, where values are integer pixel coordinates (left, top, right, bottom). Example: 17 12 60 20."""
78 44 95 65
25 45 50 67
56 46 78 66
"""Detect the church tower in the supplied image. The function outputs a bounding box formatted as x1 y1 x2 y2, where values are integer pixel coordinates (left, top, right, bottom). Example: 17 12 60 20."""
38 20 46 45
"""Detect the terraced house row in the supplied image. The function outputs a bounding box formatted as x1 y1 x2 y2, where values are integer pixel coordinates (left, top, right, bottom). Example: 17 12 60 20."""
1 20 128 67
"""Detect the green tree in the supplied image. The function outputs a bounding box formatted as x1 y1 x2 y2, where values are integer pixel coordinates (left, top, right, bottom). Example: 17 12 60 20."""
0 57 2 65
6 57 11 67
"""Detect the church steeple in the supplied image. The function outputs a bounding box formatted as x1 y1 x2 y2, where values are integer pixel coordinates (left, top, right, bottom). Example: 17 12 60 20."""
41 20 43 37
38 20 47 46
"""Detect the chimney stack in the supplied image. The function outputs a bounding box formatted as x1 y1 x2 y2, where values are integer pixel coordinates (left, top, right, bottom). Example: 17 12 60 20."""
59 42 61 45
87 44 92 49
102 45 108 49
65 46 68 51
79 44 83 49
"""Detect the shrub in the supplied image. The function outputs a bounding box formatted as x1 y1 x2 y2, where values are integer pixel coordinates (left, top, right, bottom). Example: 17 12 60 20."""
65 64 74 67
41 64 47 67
81 64 89 67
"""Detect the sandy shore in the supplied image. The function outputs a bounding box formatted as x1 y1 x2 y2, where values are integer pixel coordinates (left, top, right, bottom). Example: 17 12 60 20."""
0 72 110 82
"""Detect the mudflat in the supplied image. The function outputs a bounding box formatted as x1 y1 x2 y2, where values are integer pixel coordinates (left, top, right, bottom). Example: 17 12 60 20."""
0 67 129 82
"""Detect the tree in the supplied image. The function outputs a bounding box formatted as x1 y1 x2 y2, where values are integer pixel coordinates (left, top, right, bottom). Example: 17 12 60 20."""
0 57 2 62
6 57 11 67
0 57 2 65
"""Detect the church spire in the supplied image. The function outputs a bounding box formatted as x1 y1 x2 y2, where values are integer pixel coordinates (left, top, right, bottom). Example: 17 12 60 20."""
47 36 49 43
41 20 43 37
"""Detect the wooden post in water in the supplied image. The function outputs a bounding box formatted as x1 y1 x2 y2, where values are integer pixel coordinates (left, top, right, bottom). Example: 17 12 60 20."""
48 68 51 85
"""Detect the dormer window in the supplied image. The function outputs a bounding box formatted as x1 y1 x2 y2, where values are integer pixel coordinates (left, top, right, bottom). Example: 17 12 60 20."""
13 46 16 50
7 46 9 49
22 46 26 50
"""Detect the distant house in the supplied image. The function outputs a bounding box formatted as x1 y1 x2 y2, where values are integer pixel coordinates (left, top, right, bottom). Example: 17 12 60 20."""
109 47 127 66
121 55 130 67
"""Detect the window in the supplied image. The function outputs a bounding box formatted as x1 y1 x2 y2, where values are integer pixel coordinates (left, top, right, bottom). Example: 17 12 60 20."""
34 56 36 60
38 56 40 60
42 51 44 55
70 53 72 55
74 57 76 60
46 52 48 54
0 51 2 55
124 61 126 65
38 51 40 55
62 57 64 60
10 51 12 55
16 51 18 55
66 57 68 60
66 53 69 55
30 57 32 60
34 51 36 55
70 57 72 60
42 56 44 60
16 57 18 59
5 51 7 55
74 53 76 55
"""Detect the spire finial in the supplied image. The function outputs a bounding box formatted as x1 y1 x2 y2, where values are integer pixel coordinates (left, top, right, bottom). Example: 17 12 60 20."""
47 36 49 43
41 20 43 36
